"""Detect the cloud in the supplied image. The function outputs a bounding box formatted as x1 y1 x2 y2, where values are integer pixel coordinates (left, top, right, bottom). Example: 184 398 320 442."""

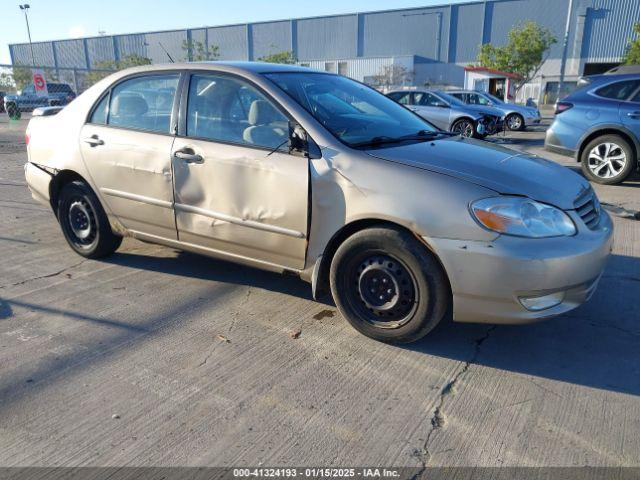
68 25 87 38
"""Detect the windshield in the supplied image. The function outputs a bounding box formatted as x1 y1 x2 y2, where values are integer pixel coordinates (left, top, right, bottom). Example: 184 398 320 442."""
264 72 438 147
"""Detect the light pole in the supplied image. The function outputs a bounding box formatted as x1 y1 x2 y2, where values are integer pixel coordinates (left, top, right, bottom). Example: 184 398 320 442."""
19 4 35 66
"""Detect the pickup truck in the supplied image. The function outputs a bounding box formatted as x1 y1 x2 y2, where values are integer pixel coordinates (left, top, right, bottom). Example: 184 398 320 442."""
4 83 76 118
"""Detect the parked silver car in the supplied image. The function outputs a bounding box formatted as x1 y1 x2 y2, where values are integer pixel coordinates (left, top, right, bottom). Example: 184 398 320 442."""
24 62 612 343
387 89 505 138
448 90 542 131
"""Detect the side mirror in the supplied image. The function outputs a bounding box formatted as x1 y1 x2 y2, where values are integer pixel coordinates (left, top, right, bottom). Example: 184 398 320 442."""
289 122 308 157
288 122 321 159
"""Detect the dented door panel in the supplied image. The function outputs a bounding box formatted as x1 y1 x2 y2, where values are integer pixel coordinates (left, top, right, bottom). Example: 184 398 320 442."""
171 138 309 269
79 125 177 239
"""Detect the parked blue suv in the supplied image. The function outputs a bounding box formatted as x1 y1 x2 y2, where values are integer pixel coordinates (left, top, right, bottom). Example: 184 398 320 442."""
545 73 640 185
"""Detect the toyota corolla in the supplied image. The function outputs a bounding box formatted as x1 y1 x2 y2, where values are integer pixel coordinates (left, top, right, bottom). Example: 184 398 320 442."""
24 62 613 343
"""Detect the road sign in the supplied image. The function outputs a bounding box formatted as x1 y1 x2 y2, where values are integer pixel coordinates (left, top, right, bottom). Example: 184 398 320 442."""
32 69 48 97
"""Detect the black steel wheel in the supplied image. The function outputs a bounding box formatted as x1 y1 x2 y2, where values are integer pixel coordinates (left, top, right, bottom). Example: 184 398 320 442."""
57 180 122 258
6 103 21 120
330 226 450 343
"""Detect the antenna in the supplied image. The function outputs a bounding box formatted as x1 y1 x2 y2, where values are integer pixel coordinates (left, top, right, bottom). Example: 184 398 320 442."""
158 42 175 63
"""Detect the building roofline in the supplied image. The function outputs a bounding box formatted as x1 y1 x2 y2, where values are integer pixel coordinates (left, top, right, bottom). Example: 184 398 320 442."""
9 0 518 48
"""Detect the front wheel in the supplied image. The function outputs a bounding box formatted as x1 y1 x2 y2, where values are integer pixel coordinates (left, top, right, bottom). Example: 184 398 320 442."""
329 227 450 344
451 118 476 138
506 113 524 131
57 180 122 258
580 135 635 185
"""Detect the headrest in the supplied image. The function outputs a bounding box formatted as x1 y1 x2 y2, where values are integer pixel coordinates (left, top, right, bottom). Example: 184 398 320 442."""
111 92 148 117
248 99 281 126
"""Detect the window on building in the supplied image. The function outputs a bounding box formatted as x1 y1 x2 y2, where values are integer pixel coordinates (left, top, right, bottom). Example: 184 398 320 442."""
338 62 348 76
324 62 337 73
108 74 179 133
595 80 640 100
186 74 289 151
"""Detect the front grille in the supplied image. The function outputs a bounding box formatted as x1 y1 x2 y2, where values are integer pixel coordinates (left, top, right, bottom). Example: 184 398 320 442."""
574 188 601 230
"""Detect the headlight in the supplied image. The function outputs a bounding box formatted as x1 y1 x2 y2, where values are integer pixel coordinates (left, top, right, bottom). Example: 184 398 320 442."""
471 196 576 238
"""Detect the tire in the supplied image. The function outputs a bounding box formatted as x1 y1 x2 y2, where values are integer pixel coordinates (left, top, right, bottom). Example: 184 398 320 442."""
56 180 122 258
6 103 21 120
506 113 524 131
329 226 450 344
580 134 635 185
451 118 477 138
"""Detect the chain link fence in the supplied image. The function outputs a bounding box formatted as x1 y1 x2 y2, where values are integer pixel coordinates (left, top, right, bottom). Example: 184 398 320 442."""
0 63 116 119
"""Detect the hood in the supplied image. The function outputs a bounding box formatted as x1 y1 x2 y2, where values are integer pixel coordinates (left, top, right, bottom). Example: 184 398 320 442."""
365 137 590 210
457 104 504 118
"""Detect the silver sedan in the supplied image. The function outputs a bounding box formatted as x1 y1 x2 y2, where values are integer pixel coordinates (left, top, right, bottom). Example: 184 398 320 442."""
24 62 612 343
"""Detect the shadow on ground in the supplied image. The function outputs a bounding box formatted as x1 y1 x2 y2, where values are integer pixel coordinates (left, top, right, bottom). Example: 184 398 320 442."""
107 250 640 397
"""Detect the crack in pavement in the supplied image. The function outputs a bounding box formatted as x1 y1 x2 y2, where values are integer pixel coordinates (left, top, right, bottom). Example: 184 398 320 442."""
412 325 497 473
0 260 87 290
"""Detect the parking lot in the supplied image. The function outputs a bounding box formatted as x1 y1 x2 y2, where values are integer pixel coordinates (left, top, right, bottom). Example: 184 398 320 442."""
0 113 639 467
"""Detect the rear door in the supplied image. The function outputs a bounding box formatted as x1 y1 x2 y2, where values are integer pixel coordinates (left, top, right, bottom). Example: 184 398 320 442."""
170 72 309 270
619 82 640 141
79 72 181 239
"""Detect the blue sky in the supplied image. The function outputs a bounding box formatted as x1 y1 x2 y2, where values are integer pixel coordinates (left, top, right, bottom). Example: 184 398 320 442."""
1 0 472 64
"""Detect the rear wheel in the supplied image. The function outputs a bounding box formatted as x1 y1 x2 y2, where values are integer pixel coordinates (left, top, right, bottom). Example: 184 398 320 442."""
580 134 635 185
451 118 476 138
506 113 524 131
57 180 122 258
330 226 450 344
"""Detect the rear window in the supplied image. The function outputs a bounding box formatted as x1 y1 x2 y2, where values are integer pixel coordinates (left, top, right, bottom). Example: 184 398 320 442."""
595 80 640 100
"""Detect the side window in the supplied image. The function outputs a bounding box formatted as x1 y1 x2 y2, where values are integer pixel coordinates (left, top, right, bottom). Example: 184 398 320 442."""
595 80 640 100
186 74 289 150
23 85 35 94
90 94 109 125
631 88 640 103
416 93 440 107
108 74 179 133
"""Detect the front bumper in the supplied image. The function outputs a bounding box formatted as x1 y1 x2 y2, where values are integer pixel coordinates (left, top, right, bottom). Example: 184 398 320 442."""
426 211 613 324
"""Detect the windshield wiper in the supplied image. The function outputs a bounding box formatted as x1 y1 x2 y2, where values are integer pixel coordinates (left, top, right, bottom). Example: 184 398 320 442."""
352 130 454 148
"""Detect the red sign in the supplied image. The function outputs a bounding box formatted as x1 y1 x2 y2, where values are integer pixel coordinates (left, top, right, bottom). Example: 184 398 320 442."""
32 69 48 97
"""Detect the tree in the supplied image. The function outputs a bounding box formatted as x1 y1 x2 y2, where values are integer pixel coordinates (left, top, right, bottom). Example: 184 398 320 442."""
371 64 414 88
622 22 640 65
86 54 152 85
182 40 220 61
476 21 557 92
259 50 297 64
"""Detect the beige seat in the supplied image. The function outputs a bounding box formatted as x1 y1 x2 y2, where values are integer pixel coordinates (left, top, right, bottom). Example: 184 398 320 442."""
110 92 149 128
243 100 287 148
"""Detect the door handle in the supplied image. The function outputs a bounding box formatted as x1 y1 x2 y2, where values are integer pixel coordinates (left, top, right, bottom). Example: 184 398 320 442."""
173 149 203 164
627 111 640 119
83 135 104 147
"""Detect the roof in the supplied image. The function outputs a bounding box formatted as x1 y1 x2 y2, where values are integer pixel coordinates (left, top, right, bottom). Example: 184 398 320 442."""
463 66 522 79
102 61 323 77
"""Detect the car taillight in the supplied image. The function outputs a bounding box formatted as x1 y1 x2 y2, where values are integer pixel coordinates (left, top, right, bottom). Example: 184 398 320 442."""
25 131 30 146
555 101 573 115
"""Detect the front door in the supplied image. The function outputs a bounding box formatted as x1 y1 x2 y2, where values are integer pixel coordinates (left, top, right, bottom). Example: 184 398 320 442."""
79 72 181 239
413 92 451 130
171 72 309 270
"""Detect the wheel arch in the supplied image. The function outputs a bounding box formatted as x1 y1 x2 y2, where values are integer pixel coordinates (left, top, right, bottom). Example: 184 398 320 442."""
576 127 639 168
311 218 450 301
450 116 476 130
49 169 92 217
